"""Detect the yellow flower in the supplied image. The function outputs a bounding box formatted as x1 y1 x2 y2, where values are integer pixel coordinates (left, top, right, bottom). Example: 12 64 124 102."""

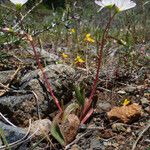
71 28 76 33
75 56 85 63
84 33 95 43
62 53 69 59
123 99 131 106
86 33 91 38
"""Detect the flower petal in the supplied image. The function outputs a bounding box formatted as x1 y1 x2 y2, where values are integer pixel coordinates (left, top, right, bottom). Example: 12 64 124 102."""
10 0 28 5
114 0 136 11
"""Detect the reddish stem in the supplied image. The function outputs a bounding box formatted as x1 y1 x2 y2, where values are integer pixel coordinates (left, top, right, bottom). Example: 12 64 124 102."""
81 13 116 119
81 108 94 124
1 28 63 112
29 38 63 113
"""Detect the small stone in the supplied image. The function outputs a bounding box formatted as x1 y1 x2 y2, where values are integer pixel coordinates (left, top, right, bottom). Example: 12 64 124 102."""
144 93 150 99
112 123 126 132
103 141 112 146
117 90 126 95
90 138 104 149
26 47 59 64
111 143 119 148
30 119 51 138
0 70 15 84
126 127 132 133
98 102 111 112
125 85 136 93
144 106 150 114
71 144 82 150
141 97 149 105
137 85 145 91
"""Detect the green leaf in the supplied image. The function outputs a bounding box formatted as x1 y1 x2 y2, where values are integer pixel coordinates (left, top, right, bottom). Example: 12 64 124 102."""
50 119 65 146
74 85 85 107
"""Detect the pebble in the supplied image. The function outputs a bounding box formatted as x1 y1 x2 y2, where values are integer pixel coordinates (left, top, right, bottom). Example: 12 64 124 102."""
98 102 111 112
141 97 149 105
71 144 82 150
117 90 126 95
30 119 51 138
125 85 137 93
112 123 126 132
90 138 104 150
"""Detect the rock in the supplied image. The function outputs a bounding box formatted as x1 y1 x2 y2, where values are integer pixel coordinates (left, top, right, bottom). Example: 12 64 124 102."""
124 85 137 93
71 144 82 150
20 70 39 85
112 123 126 132
0 70 15 84
26 79 48 115
30 119 51 138
0 94 38 126
126 127 132 133
98 102 111 112
90 138 104 150
107 103 142 123
141 98 150 112
21 64 75 111
103 141 112 146
117 90 126 95
140 97 149 105
0 121 28 150
38 64 75 92
144 106 150 114
26 47 59 65
0 64 75 126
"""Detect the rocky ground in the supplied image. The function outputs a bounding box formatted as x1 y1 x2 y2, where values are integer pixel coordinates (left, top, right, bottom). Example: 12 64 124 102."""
0 43 149 150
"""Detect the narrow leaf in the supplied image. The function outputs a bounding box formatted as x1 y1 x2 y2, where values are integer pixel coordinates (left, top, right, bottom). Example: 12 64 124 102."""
63 103 79 121
74 85 85 107
50 119 65 146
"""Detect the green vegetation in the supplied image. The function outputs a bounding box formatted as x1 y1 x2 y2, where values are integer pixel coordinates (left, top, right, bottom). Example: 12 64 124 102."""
0 0 149 149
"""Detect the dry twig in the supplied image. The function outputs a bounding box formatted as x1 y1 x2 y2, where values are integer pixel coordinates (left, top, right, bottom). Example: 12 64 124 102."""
0 119 32 149
0 112 16 127
132 120 150 150
7 65 21 87
31 91 41 120
65 131 92 150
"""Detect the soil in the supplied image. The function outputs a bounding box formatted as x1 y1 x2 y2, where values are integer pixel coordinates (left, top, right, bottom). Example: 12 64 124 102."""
0 43 149 150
